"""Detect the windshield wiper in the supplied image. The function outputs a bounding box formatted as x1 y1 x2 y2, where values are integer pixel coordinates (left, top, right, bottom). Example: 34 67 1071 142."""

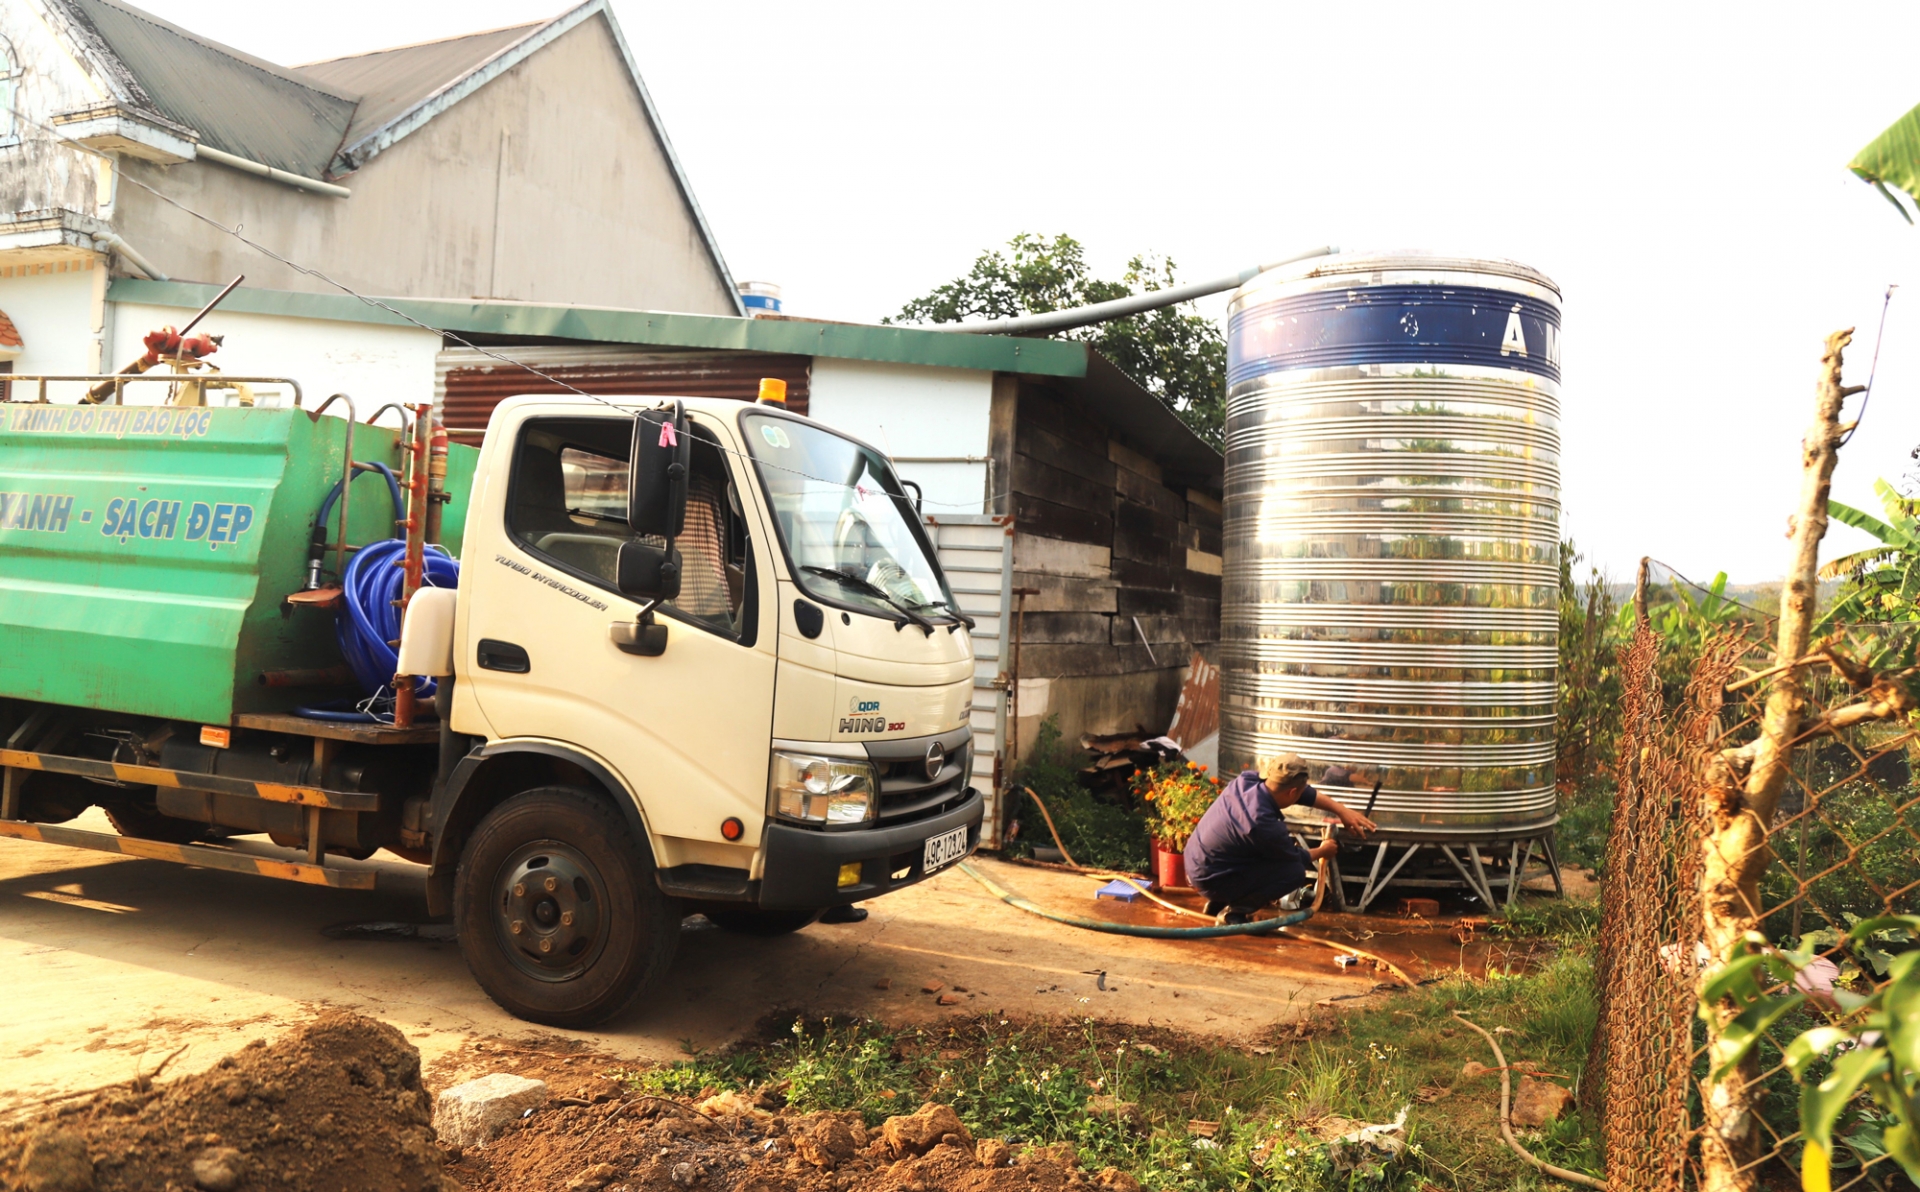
800 565 937 635
918 599 976 630
566 507 628 524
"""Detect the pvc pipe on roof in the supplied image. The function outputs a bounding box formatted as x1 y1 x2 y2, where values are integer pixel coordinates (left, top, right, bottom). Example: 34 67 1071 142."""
94 233 169 282
927 245 1339 336
195 145 352 199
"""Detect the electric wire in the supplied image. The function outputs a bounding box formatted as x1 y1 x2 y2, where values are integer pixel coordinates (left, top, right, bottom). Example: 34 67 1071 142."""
1840 284 1897 449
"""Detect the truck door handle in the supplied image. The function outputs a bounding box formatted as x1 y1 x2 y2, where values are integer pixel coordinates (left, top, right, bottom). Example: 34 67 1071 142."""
609 619 668 657
476 639 531 673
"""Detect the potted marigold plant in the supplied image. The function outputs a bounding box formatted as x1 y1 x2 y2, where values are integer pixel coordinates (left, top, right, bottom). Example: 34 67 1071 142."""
1132 760 1222 890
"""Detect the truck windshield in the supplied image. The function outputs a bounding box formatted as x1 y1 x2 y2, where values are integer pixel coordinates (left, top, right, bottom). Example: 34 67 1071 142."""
741 412 956 623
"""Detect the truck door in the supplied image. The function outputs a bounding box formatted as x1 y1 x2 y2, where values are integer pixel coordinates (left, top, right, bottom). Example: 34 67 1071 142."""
458 407 776 853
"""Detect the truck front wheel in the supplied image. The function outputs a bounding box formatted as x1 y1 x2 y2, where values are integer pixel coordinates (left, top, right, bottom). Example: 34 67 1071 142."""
454 787 678 1027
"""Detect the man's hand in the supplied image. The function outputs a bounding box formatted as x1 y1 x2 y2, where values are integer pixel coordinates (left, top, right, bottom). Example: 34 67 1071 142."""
1340 807 1377 837
1308 839 1340 860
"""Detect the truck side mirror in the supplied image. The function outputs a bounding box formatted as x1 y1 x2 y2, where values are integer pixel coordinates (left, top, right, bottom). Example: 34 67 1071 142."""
629 402 689 539
616 540 682 602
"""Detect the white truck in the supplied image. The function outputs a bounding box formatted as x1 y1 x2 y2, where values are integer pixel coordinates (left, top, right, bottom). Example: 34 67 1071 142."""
0 387 983 1026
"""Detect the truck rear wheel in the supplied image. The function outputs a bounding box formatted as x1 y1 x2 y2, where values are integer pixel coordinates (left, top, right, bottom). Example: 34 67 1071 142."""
101 789 211 844
702 907 822 936
454 787 678 1027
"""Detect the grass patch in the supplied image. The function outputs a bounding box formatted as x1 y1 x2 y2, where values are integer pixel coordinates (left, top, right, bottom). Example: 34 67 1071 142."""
616 945 1603 1189
1555 778 1613 874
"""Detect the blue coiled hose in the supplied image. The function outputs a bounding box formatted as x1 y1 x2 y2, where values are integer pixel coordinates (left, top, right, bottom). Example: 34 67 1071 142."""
339 537 459 698
296 538 460 723
296 460 458 723
313 461 403 543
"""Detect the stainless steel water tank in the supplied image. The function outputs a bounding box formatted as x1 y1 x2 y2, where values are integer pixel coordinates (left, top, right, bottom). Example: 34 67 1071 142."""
1220 252 1562 833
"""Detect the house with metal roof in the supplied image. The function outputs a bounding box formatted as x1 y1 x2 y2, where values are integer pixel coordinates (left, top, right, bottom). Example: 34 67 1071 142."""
0 0 739 380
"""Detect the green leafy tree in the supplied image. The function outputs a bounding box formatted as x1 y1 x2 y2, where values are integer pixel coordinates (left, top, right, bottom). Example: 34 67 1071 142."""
891 233 1228 448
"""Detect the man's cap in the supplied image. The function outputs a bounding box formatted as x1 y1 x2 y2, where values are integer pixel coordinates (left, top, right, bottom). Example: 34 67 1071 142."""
1260 753 1310 784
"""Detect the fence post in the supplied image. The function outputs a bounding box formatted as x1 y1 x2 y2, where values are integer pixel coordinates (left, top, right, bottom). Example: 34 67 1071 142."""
1697 329 1857 1190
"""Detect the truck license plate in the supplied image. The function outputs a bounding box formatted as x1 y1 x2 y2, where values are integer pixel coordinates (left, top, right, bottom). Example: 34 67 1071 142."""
922 826 969 874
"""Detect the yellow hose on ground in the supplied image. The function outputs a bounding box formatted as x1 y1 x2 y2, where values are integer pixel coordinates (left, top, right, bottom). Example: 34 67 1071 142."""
1452 1012 1606 1189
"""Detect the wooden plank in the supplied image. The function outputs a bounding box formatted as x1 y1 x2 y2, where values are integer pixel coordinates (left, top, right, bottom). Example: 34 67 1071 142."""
1018 612 1114 645
1011 534 1111 579
1015 421 1114 488
1176 568 1223 600
1113 501 1181 566
1016 383 1109 456
1187 488 1223 518
1116 467 1186 521
1012 493 1111 547
0 820 379 889
988 374 1019 517
1011 452 1114 516
234 713 440 746
1010 571 1118 613
1117 587 1185 617
1185 548 1223 576
1112 556 1175 591
1108 439 1163 484
0 749 378 811
1019 643 1177 678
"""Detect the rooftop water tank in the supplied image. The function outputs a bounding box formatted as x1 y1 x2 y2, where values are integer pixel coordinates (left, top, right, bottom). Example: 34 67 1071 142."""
1220 252 1562 834
737 281 783 317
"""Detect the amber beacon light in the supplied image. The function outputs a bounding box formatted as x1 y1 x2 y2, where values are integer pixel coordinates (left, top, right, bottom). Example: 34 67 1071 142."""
757 378 787 406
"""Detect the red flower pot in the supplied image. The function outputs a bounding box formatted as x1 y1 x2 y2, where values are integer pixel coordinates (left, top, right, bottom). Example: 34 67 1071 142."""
1152 841 1189 891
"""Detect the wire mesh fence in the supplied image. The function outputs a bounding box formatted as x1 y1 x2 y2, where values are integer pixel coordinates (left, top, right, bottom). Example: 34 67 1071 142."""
1588 567 1920 1191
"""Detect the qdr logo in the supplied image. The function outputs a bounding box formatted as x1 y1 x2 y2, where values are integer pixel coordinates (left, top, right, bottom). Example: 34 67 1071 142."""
849 697 881 714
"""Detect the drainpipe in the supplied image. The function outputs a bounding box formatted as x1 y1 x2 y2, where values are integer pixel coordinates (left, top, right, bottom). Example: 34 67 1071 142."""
926 245 1338 336
93 233 168 282
195 145 352 199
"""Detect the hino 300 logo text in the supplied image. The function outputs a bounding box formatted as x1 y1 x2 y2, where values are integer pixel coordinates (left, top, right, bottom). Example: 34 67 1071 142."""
839 696 904 735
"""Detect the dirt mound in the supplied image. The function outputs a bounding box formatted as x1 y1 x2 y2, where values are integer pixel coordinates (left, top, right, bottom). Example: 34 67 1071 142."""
450 1092 1133 1192
0 1011 452 1192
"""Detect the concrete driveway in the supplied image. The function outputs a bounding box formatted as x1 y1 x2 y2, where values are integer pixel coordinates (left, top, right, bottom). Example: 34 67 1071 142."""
0 810 1382 1103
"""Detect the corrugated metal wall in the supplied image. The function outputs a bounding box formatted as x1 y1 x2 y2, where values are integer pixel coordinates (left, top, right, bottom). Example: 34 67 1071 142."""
435 346 812 443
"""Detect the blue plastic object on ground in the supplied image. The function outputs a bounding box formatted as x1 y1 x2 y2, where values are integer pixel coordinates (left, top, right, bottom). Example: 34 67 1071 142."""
1096 879 1143 902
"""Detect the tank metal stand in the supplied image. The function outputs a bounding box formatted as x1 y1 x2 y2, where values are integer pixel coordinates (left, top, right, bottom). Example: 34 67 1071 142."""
1310 825 1563 913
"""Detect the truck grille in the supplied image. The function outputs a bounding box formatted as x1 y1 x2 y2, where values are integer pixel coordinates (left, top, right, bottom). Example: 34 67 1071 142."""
865 728 973 826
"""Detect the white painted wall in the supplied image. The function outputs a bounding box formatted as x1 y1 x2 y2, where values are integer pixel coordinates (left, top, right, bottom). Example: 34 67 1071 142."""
106 303 441 411
0 266 100 383
806 357 992 515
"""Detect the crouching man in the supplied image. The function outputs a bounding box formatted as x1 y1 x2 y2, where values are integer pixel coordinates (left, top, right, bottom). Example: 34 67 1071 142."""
1183 753 1376 924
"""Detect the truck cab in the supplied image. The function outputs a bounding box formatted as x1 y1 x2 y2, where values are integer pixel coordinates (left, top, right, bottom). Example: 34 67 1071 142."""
427 393 982 1023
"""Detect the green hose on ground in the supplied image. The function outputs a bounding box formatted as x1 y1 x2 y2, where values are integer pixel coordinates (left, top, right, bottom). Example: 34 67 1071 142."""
957 860 1313 939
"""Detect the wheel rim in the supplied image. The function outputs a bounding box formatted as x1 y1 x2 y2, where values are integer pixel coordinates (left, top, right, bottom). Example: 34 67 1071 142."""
492 840 609 983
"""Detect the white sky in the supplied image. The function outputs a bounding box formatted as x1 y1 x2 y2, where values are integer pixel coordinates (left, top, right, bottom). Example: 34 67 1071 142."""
122 1 1920 583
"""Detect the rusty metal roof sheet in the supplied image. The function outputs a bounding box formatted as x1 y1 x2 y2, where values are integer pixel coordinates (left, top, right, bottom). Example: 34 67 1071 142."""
296 23 542 151
50 0 357 178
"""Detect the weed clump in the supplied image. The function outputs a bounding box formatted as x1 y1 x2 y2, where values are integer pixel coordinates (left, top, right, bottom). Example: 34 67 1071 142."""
617 944 1603 1190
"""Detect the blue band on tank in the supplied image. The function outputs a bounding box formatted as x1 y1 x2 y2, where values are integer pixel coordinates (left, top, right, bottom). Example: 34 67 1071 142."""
1228 284 1561 386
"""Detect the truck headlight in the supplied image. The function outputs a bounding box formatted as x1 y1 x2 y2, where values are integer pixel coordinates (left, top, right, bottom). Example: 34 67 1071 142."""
770 753 877 828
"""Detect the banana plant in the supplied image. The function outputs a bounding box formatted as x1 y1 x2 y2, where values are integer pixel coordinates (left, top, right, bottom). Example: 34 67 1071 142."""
1701 916 1920 1190
1822 481 1920 625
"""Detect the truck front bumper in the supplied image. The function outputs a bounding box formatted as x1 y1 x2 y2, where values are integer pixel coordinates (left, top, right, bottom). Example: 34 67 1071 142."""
757 787 984 910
